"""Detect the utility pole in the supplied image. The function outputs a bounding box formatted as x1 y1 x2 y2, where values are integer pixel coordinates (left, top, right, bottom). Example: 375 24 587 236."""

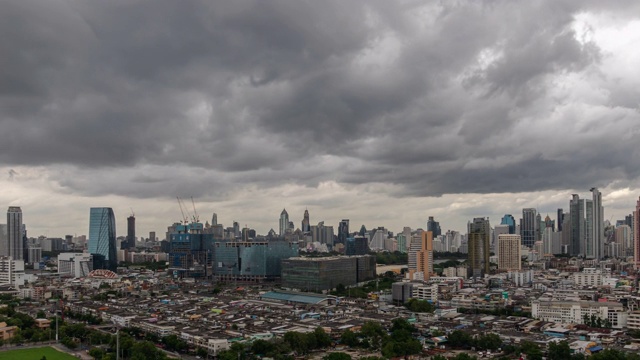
116 327 119 360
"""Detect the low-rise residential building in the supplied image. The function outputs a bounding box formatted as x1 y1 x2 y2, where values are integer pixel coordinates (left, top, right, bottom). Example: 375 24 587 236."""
531 300 627 328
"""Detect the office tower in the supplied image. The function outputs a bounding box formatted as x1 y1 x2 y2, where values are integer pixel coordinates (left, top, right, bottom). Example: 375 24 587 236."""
569 195 585 256
468 217 490 278
557 209 564 232
149 231 156 242
535 212 542 241
279 209 289 236
493 224 510 258
615 225 632 258
88 207 117 271
359 225 367 237
426 217 441 237
338 219 349 244
416 231 434 280
233 221 240 238
125 215 135 250
396 233 407 253
521 208 536 248
211 213 218 226
301 209 310 233
497 234 521 271
345 236 369 256
500 214 516 234
0 225 6 257
584 199 593 258
591 188 604 260
635 198 640 269
7 207 23 261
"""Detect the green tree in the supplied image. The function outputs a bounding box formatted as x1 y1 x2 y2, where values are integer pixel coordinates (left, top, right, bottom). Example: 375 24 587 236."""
548 340 571 360
88 347 104 360
340 329 359 347
452 353 478 360
251 339 274 355
519 341 542 360
323 352 352 360
447 330 473 348
130 340 167 360
476 333 501 351
284 331 309 355
313 327 332 348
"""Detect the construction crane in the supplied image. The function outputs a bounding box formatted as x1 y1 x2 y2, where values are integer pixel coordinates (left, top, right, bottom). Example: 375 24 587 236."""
176 197 189 224
191 196 199 223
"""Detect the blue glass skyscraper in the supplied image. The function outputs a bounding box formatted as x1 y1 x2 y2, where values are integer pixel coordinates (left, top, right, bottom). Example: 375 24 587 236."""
500 214 516 234
88 207 117 271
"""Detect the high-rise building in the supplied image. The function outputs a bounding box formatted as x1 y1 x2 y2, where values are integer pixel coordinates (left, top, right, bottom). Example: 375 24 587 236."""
426 217 441 237
279 209 289 236
521 208 537 248
493 224 510 258
498 234 521 271
88 208 117 271
211 213 218 226
338 219 349 244
501 214 516 234
591 188 604 260
557 208 564 232
468 218 490 278
125 215 135 250
584 199 593 258
301 209 310 233
346 236 369 256
570 195 585 256
7 207 23 261
149 231 156 242
634 198 640 269
0 225 7 257
416 231 434 280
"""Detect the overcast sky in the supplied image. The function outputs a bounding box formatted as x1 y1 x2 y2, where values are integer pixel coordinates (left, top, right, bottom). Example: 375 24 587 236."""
2 1 640 238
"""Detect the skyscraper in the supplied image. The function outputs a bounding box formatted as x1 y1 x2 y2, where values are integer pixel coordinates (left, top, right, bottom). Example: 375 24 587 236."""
500 214 516 234
7 207 23 261
88 207 117 271
497 234 521 271
301 209 310 233
416 231 434 280
279 209 289 236
569 194 585 256
521 208 537 248
584 198 593 258
591 187 604 260
634 198 640 269
468 217 490 279
211 213 218 226
338 219 349 244
557 208 564 232
426 217 441 237
125 215 135 250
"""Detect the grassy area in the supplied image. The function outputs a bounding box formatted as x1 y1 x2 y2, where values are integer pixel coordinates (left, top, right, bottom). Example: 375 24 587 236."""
0 346 77 360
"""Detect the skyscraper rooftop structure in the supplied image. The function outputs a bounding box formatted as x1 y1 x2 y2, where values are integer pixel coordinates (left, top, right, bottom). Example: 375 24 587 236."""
88 207 117 271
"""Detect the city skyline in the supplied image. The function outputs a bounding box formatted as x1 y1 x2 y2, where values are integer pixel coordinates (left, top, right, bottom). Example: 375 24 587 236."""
2 2 640 237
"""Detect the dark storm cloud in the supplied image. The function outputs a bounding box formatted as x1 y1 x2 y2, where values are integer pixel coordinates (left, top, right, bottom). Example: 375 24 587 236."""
1 0 639 199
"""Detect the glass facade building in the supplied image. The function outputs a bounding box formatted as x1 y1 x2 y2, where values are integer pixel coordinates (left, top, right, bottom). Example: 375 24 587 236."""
281 255 376 291
212 240 298 282
88 207 117 271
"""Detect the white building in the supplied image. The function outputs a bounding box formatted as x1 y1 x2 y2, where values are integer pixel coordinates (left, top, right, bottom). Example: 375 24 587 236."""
0 256 25 286
628 311 640 330
412 283 438 302
58 253 92 278
573 268 606 287
532 300 627 328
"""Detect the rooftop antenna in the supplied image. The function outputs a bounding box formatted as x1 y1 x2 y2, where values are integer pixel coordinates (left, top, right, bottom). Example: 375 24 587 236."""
130 208 135 217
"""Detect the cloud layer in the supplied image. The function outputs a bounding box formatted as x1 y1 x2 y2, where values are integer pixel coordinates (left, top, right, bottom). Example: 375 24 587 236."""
1 1 640 235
